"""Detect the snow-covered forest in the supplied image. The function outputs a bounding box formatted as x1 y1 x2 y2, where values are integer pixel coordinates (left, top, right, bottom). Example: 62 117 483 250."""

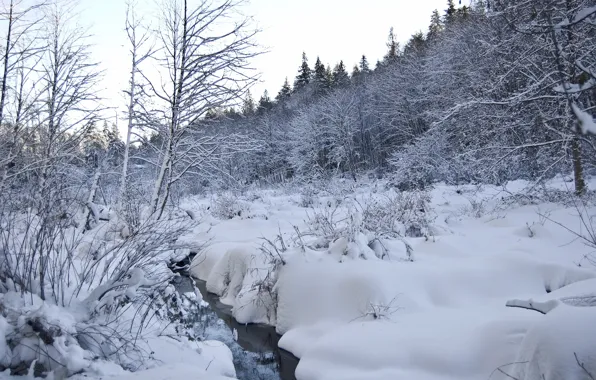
1 0 596 379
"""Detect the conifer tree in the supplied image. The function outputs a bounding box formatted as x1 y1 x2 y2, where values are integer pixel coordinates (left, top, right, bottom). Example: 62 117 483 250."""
445 0 457 24
404 32 426 56
313 56 329 95
242 90 255 116
325 65 334 85
294 52 311 91
332 60 350 88
359 55 370 74
276 77 292 102
257 90 274 114
351 64 360 80
428 9 443 40
384 27 399 63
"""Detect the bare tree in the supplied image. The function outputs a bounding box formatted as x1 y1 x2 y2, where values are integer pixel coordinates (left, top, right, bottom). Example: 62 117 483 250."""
144 0 260 218
118 0 154 209
0 0 45 188
35 0 103 204
496 0 596 195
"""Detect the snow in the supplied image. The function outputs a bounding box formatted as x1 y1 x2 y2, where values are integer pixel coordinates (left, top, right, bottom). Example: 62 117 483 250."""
557 5 596 27
293 309 538 380
143 336 236 378
93 364 235 380
510 305 596 380
1 178 594 379
572 103 596 135
185 178 596 380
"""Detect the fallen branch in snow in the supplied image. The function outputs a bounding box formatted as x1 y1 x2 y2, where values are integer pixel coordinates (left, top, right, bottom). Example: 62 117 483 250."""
505 299 560 314
488 361 528 380
575 352 596 380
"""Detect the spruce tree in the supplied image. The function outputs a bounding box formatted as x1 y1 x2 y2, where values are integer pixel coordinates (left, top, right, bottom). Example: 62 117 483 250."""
313 56 329 95
242 90 255 116
444 0 457 24
294 52 311 92
359 55 370 74
325 65 334 86
351 64 360 80
428 9 443 40
384 27 399 63
456 5 469 19
276 77 292 102
404 32 426 56
257 90 274 114
332 60 350 88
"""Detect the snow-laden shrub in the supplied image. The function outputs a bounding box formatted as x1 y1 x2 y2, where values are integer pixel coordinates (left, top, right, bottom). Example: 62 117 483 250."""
0 200 200 376
299 186 317 208
119 182 149 233
241 190 263 203
360 191 433 238
210 193 250 220
389 131 450 190
460 197 488 219
500 184 596 208
304 191 434 261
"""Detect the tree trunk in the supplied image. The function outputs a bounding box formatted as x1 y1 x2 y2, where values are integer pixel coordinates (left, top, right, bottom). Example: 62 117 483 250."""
119 55 136 209
571 136 586 196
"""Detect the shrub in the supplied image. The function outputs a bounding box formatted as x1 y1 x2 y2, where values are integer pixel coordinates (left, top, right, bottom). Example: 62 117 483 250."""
210 193 250 220
303 190 434 261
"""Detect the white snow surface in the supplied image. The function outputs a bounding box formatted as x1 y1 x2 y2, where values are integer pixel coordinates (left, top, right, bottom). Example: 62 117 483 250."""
184 178 596 380
572 103 596 135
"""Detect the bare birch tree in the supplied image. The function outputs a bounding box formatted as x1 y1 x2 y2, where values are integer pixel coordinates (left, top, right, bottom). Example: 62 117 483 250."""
0 0 45 189
35 0 103 204
144 0 260 218
118 0 154 209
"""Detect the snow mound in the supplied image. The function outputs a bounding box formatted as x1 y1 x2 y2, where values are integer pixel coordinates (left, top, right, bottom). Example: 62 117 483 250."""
103 364 234 380
511 305 596 380
193 245 277 324
294 308 538 380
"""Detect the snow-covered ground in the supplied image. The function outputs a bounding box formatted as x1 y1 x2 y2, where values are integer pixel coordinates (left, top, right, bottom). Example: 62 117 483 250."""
188 177 596 380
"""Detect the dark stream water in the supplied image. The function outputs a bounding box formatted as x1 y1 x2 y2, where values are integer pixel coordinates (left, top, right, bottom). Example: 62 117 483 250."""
173 275 299 380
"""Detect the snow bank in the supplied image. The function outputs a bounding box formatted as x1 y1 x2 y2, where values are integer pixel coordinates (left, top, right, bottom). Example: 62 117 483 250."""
102 364 234 380
182 180 596 380
511 305 596 380
275 255 595 337
192 244 277 324
144 336 236 378
294 309 538 380
190 242 243 281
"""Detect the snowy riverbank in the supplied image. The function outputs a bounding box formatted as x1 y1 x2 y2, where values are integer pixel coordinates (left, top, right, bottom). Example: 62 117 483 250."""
188 178 596 380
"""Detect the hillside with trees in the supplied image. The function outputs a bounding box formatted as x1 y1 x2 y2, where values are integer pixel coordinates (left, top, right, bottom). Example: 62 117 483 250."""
0 0 596 379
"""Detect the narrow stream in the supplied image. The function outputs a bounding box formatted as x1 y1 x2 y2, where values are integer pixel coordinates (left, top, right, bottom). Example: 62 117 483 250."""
194 280 299 380
172 275 299 380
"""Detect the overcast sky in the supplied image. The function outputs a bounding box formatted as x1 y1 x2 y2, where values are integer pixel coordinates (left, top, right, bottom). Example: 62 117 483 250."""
79 0 456 124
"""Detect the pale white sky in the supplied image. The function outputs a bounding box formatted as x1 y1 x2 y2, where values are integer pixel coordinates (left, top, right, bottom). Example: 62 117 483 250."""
78 0 460 124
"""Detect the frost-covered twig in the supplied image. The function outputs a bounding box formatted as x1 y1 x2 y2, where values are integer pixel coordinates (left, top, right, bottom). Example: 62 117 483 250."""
575 352 596 380
505 299 560 314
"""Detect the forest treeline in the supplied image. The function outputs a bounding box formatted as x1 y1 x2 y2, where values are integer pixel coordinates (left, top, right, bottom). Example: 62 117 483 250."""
1 0 596 214
192 0 596 196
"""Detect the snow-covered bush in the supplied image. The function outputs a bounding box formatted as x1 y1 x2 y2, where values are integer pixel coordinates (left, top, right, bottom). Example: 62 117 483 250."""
303 190 433 261
299 186 317 208
461 197 488 218
119 182 149 233
360 191 433 238
389 131 450 190
0 196 199 376
210 193 251 220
